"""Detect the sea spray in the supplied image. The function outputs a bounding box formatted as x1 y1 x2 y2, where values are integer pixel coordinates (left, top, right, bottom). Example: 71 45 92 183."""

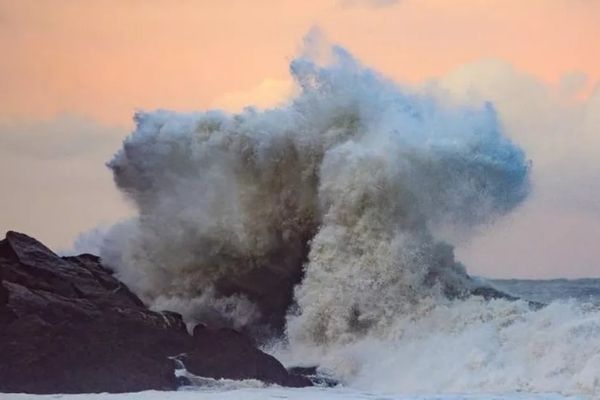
274 298 600 395
100 43 529 336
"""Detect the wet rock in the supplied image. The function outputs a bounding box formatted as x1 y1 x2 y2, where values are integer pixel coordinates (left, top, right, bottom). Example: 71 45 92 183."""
471 285 519 301
288 366 340 387
0 231 310 394
178 325 311 387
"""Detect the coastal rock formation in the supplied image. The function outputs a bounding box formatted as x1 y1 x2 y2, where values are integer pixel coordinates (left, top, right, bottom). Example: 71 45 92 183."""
0 231 310 394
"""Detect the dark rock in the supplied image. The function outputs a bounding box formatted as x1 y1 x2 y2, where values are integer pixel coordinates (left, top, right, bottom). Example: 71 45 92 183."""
288 366 318 376
287 366 339 387
178 325 311 387
213 230 315 336
470 284 545 309
471 285 519 301
0 231 310 394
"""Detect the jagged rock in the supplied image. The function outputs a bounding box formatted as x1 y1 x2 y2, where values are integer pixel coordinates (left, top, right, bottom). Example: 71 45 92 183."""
0 231 310 394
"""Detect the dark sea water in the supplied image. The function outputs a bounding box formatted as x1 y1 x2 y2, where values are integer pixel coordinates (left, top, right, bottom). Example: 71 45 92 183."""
490 278 600 305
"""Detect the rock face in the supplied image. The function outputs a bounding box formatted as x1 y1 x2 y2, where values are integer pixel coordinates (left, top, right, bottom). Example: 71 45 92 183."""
0 231 310 394
181 325 309 387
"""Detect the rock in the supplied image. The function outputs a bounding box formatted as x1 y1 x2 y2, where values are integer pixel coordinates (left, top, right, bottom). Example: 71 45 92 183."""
0 231 310 394
287 366 339 387
470 284 545 309
178 325 310 387
470 285 519 301
212 232 314 336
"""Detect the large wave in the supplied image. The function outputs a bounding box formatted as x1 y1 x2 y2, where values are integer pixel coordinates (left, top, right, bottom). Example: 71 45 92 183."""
274 297 600 395
92 39 599 395
101 42 528 330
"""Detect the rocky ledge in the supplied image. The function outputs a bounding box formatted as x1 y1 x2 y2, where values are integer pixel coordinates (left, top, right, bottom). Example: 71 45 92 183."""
0 231 310 394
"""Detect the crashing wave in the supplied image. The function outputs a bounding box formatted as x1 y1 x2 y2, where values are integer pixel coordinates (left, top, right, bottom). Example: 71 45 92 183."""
100 43 528 338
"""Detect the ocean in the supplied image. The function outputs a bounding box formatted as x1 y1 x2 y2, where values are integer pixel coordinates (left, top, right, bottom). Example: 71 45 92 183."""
490 279 600 306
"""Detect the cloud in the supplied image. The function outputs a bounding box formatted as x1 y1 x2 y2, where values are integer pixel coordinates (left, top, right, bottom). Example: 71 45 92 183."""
210 78 295 111
0 114 124 160
0 115 132 250
558 71 588 98
340 0 399 9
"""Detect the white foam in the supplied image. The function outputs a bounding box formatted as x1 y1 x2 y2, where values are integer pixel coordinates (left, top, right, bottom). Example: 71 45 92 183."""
275 299 600 395
100 39 528 335
0 387 585 400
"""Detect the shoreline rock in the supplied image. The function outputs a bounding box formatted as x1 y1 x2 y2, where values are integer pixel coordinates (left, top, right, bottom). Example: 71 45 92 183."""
0 231 310 394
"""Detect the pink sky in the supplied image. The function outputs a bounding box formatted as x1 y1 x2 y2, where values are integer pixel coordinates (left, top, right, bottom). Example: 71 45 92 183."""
1 0 599 277
1 0 599 123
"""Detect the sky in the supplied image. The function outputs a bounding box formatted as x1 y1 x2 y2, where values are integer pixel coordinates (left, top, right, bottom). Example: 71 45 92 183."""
0 0 599 278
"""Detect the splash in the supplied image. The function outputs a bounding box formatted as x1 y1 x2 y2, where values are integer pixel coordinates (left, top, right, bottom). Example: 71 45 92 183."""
100 42 528 335
273 297 600 395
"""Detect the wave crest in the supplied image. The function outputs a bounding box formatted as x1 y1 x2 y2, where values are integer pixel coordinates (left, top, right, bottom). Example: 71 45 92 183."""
100 42 529 341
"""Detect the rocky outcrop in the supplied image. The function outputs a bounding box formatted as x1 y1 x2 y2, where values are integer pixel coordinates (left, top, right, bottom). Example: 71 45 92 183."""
181 325 309 387
0 231 310 394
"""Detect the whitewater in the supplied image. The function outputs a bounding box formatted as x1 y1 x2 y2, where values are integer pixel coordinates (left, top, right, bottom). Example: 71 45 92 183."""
59 38 600 399
0 386 591 400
